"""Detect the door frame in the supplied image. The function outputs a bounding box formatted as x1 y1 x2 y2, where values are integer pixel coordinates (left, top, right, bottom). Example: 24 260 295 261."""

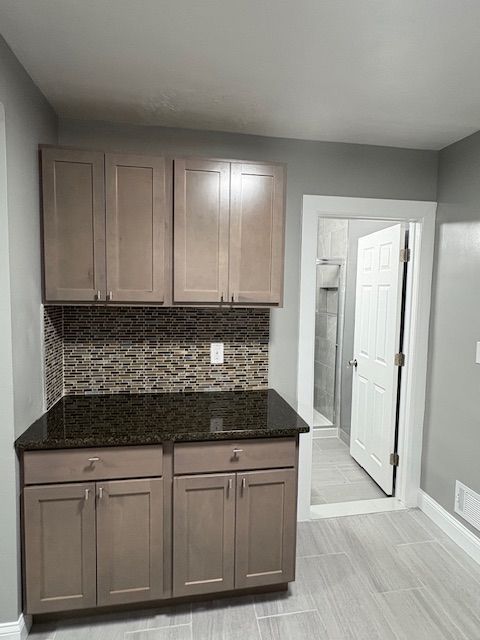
297 195 437 521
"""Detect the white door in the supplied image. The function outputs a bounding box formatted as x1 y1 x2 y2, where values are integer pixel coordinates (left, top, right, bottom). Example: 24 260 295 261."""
350 224 404 495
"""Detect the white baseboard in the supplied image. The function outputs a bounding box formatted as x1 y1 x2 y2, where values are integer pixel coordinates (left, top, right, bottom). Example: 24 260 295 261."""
418 489 480 566
0 615 31 640
310 497 405 519
312 426 338 438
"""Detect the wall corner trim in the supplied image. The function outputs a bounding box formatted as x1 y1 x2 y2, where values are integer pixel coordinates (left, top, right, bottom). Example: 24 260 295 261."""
0 614 31 640
417 489 480 566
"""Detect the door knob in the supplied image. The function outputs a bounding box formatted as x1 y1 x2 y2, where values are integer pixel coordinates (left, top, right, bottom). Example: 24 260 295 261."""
348 359 358 369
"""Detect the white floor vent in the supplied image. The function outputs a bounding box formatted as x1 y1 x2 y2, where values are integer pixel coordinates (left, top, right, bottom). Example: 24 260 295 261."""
455 481 480 532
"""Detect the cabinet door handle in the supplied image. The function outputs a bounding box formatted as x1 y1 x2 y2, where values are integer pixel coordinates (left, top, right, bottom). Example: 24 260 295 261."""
231 294 235 303
107 291 113 301
84 488 90 501
96 290 102 301
98 486 103 499
241 477 246 493
220 293 224 303
228 478 233 494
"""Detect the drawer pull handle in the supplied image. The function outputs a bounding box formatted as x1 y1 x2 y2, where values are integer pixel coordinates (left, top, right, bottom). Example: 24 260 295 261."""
232 448 243 455
84 488 89 501
88 457 101 463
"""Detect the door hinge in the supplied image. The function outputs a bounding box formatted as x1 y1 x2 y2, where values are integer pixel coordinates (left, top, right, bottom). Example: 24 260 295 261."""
390 452 400 467
394 352 405 367
400 248 411 262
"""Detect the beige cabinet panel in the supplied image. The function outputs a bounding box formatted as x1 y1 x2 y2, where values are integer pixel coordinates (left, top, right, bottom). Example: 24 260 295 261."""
229 163 285 305
106 154 170 303
173 473 235 596
173 438 296 475
24 483 96 614
96 478 164 606
23 445 164 485
42 147 106 301
235 469 296 588
173 158 230 303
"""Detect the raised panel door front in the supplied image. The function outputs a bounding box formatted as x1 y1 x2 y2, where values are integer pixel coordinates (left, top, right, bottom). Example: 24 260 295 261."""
41 147 106 302
350 224 404 494
173 158 230 303
229 163 285 305
23 483 96 614
235 469 296 588
106 154 170 303
173 473 235 596
96 478 164 606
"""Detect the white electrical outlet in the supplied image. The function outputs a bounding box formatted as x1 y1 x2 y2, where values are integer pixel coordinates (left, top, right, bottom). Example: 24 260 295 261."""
210 342 224 364
210 417 224 431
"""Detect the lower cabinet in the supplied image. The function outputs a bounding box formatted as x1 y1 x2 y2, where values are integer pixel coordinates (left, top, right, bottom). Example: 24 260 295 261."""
235 469 296 588
172 468 296 597
173 473 235 597
22 440 299 614
24 483 97 613
96 479 164 606
24 478 164 614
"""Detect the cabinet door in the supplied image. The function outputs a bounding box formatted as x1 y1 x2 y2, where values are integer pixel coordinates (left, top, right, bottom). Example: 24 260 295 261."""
235 469 296 588
41 147 106 302
23 483 96 614
173 158 230 303
229 163 285 305
105 154 170 303
173 473 235 597
96 478 164 606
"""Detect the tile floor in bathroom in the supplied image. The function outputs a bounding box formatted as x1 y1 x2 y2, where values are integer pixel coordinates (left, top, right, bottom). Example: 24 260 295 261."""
28 509 480 639
311 436 387 504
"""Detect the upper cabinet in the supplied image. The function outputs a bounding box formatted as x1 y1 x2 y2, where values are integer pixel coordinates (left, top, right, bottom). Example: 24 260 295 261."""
42 148 106 302
173 158 230 303
229 163 285 305
41 147 285 307
173 159 285 306
105 154 170 304
41 148 170 304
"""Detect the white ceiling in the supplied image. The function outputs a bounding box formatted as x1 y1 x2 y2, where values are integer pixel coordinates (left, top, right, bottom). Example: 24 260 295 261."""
1 0 480 150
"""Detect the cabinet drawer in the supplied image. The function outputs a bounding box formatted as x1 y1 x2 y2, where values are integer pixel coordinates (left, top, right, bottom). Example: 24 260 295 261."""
174 438 295 475
23 446 163 485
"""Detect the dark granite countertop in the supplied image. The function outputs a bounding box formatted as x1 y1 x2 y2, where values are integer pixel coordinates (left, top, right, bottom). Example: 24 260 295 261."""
15 389 309 451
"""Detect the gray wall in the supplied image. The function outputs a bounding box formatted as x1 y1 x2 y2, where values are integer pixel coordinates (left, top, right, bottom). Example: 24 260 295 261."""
340 220 395 442
0 36 57 436
58 118 438 408
0 35 57 623
422 130 480 536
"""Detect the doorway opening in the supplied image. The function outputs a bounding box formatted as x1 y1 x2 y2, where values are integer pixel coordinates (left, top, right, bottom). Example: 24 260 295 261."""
311 218 406 515
296 196 437 521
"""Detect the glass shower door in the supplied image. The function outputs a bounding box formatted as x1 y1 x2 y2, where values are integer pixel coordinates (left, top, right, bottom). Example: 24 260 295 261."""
313 260 342 427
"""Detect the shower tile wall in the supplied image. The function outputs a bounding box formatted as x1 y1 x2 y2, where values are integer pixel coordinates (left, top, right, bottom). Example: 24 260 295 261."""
314 219 348 424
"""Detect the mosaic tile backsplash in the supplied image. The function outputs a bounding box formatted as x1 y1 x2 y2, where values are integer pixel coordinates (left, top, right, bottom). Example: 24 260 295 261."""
43 306 269 409
44 306 64 408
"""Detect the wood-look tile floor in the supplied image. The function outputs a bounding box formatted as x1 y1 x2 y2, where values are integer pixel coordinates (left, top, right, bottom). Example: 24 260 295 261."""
29 509 480 640
311 437 387 504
